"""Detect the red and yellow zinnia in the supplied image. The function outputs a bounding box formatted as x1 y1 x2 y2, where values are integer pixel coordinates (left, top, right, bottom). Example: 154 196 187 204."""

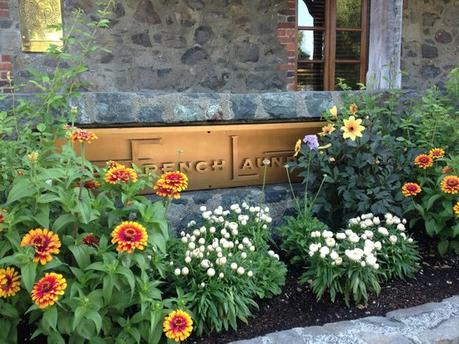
163 310 193 342
429 148 445 160
401 182 422 197
453 201 459 216
0 267 21 298
31 273 67 309
69 128 98 144
104 164 138 184
414 154 433 169
440 175 459 194
154 171 188 199
111 221 148 253
20 229 61 265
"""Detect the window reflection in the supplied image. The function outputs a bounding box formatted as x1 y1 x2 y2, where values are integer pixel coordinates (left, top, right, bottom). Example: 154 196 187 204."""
298 0 326 27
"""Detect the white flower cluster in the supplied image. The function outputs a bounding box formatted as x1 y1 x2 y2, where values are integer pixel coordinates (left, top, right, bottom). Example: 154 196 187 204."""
308 213 414 270
348 213 413 244
172 203 279 284
309 229 380 269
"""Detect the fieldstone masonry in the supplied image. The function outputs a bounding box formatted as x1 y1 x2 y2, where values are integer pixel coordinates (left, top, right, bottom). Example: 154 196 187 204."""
1 0 290 92
1 0 456 93
401 0 459 89
232 295 459 344
0 90 344 125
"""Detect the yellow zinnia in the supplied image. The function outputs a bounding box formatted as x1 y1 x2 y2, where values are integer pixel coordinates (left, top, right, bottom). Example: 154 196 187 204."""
341 116 365 141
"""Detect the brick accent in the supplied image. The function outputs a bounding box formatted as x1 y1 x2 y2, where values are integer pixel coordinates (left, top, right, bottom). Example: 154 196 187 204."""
0 55 13 93
276 0 297 91
0 0 8 17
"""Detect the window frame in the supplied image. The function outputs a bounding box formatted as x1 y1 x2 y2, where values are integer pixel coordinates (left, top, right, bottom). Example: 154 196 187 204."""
296 0 370 91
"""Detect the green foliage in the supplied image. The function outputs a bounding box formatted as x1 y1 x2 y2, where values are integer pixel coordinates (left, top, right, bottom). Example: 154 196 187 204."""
166 204 286 335
399 87 459 154
0 1 116 202
445 67 459 100
0 135 173 343
404 153 459 255
278 213 329 266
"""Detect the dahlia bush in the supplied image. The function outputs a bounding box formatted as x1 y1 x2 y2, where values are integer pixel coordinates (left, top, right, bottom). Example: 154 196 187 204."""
300 212 419 306
166 203 286 335
290 103 412 228
402 150 459 254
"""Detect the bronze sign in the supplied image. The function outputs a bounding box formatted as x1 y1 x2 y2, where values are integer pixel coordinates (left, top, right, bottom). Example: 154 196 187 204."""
19 0 63 52
85 122 322 191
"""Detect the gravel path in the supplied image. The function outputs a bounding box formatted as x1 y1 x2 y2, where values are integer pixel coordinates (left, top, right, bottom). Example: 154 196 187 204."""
231 295 459 344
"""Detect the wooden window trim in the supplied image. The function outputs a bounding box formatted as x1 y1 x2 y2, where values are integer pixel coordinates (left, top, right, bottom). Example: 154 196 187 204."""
296 0 370 91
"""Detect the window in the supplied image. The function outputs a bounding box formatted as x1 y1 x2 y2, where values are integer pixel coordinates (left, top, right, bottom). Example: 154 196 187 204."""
297 0 369 91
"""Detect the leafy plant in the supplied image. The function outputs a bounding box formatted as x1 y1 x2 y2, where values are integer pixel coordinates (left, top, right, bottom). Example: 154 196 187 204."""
166 204 286 335
301 212 418 306
403 150 459 254
0 129 178 343
291 103 413 228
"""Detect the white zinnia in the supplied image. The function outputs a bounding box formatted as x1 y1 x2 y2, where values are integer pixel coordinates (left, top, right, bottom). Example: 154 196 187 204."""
389 235 398 243
207 268 216 277
237 266 245 275
181 267 189 275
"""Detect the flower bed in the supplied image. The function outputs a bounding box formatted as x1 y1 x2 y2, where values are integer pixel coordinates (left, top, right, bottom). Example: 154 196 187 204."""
0 7 458 343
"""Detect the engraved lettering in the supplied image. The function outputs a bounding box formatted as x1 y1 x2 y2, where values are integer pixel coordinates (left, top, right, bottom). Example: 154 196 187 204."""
196 161 210 173
241 158 255 170
161 163 176 173
271 157 284 168
212 160 225 171
144 164 158 173
179 161 192 173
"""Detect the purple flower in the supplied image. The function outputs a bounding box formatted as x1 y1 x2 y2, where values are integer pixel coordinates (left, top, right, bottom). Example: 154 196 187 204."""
303 135 319 150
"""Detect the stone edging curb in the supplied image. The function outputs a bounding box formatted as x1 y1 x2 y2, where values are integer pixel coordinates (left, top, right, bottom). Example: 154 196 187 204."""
231 295 459 344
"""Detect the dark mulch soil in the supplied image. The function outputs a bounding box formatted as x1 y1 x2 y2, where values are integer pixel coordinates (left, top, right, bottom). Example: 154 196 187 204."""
193 233 459 344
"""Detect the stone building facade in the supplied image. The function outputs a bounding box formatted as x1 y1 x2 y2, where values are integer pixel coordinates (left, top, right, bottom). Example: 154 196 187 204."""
1 0 457 94
401 0 459 89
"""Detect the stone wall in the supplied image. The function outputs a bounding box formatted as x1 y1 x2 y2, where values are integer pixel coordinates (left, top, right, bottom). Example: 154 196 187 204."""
0 90 343 125
1 0 292 93
401 0 459 89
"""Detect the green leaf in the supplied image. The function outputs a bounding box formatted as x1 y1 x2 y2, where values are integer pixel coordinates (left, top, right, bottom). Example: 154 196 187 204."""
7 178 35 204
69 245 91 269
72 306 85 331
85 262 106 272
21 263 37 292
425 194 442 210
103 275 114 304
117 266 135 298
47 332 65 344
34 203 50 228
53 214 76 232
0 302 19 318
43 306 58 331
86 310 102 334
438 240 449 255
36 123 46 132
